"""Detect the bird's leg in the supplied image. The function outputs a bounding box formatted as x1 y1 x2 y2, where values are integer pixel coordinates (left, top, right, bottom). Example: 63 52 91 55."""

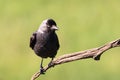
40 58 45 74
48 58 54 67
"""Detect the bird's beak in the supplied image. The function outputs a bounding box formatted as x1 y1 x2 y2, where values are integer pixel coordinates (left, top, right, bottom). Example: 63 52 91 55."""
51 25 58 30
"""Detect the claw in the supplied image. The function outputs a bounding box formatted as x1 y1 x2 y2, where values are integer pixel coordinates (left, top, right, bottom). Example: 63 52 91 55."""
48 58 54 67
40 67 45 74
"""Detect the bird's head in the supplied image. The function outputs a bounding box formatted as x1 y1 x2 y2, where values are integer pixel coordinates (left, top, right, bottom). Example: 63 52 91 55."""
38 19 58 33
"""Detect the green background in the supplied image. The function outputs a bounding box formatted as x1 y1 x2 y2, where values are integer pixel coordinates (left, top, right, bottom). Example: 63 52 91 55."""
0 0 120 80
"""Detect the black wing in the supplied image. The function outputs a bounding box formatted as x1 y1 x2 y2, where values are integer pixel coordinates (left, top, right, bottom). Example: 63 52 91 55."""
30 32 37 49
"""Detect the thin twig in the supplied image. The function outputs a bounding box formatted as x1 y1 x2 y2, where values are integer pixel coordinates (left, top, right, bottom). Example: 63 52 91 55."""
31 38 120 80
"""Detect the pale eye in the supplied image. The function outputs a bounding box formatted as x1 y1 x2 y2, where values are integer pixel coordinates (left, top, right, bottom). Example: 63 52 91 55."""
47 26 50 28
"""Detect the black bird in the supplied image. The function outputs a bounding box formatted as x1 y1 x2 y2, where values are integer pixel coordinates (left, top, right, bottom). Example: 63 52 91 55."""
30 19 60 73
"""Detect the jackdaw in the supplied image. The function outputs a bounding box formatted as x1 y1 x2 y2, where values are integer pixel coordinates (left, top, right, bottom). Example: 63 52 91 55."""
30 19 60 73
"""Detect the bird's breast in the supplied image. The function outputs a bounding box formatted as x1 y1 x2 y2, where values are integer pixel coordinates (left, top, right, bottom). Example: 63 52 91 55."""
33 32 59 58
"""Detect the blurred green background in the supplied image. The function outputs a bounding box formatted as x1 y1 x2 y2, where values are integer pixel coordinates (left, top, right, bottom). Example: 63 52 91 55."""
0 0 120 80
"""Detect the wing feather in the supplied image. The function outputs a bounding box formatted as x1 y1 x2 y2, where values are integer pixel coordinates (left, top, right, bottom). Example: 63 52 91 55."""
30 32 37 49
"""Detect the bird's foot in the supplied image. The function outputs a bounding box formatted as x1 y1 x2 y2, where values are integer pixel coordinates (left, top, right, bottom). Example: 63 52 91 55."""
40 67 45 74
48 62 54 67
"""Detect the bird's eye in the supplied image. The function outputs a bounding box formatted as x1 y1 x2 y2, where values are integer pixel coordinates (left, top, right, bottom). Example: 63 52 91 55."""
47 26 50 28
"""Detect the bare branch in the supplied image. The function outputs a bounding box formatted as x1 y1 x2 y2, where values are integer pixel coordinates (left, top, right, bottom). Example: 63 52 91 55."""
31 38 120 80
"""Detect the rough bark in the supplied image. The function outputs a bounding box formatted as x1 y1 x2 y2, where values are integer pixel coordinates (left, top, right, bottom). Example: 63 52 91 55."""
31 39 120 80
